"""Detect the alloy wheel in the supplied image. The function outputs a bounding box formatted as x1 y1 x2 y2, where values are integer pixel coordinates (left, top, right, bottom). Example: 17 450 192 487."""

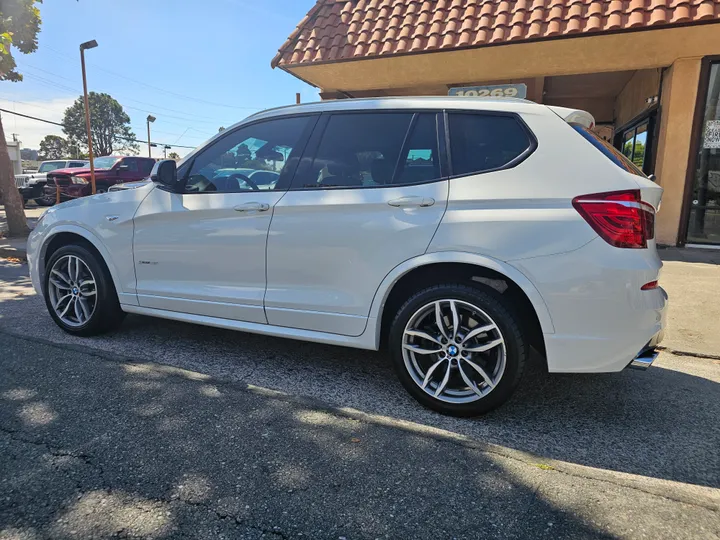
47 255 97 327
401 299 506 404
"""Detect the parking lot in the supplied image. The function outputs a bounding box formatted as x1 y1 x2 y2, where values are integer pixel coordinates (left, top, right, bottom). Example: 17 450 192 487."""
1 257 719 539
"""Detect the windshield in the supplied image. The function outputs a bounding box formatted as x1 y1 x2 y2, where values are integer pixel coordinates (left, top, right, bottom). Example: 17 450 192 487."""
38 161 69 173
93 156 121 169
572 124 647 177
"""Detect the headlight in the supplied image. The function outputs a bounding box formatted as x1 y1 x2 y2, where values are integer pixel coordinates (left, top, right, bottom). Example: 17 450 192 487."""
70 176 89 184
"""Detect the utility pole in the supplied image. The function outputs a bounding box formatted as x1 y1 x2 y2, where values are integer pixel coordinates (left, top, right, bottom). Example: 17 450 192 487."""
80 39 98 194
147 115 156 157
296 93 301 105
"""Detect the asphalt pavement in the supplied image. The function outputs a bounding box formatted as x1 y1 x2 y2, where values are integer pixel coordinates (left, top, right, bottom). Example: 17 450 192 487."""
1 259 719 539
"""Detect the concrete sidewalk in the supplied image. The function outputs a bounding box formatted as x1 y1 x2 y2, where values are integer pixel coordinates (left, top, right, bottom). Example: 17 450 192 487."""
1 333 717 540
0 205 43 260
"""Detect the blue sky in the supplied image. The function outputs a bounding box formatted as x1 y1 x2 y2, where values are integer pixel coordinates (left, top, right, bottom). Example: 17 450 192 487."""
1 0 318 157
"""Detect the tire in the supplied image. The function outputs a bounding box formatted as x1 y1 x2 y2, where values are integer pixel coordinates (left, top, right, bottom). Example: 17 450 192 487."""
35 196 55 207
44 244 125 336
389 283 527 417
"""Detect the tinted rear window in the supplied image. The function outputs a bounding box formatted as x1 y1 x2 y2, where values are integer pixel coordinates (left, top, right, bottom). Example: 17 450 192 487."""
448 113 532 176
572 124 647 177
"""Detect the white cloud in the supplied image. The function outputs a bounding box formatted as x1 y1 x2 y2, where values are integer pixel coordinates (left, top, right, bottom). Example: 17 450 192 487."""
0 97 75 150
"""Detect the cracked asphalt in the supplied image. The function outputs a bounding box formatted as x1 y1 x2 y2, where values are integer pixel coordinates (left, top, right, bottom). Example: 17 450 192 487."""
1 259 719 539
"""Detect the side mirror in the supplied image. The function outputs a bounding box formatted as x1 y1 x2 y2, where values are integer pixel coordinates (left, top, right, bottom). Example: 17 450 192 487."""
150 159 179 191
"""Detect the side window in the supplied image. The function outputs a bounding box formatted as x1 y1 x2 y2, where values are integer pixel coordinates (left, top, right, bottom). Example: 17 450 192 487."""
138 159 155 175
448 113 532 176
297 113 413 189
121 158 139 172
394 113 441 185
69 161 86 168
184 116 311 193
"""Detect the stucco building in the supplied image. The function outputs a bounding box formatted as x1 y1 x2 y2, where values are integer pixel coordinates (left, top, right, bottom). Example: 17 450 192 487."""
273 0 720 246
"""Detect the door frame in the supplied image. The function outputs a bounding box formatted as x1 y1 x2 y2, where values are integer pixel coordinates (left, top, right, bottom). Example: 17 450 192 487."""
678 55 720 246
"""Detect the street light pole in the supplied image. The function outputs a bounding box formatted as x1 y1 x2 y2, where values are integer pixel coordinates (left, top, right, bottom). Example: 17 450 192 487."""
80 39 98 194
147 115 156 157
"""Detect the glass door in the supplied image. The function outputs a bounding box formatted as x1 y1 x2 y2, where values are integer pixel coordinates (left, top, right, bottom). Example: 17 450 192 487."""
687 62 720 245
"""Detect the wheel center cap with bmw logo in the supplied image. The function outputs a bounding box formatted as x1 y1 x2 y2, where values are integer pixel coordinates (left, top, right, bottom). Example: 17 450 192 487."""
72 287 79 295
447 345 458 356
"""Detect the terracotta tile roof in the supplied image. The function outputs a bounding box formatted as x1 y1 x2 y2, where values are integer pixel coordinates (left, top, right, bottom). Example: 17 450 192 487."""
272 0 720 67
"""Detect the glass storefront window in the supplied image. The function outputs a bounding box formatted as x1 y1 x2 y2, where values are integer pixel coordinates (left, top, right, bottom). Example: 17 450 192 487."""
687 62 720 245
621 121 649 171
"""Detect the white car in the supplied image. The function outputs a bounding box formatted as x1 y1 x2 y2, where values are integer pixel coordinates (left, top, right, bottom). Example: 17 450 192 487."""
27 97 667 416
15 159 89 205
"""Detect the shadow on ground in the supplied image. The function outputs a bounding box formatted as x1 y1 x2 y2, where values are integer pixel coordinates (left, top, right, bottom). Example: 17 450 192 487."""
1 260 718 494
0 335 641 539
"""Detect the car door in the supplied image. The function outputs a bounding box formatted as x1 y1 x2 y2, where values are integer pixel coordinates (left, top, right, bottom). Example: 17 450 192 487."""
116 158 140 184
265 111 449 336
132 114 316 323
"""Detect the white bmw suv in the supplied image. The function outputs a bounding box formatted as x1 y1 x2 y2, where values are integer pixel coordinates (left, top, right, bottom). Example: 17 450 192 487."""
27 97 667 416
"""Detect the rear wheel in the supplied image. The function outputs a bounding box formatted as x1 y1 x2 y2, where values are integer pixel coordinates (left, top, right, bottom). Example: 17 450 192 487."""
44 244 125 336
389 284 527 416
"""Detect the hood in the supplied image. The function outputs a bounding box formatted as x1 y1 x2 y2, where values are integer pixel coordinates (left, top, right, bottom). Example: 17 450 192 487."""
49 180 155 213
47 167 109 176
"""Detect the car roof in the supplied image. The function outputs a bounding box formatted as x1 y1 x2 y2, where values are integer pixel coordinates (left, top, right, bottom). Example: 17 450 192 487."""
245 96 544 124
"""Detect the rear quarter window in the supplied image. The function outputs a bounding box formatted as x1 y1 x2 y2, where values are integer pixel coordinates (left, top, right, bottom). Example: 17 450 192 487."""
572 124 647 177
448 113 533 176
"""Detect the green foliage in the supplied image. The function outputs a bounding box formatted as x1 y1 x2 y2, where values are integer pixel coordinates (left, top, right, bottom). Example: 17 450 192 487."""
168 152 180 160
0 0 42 82
38 135 69 160
62 92 140 156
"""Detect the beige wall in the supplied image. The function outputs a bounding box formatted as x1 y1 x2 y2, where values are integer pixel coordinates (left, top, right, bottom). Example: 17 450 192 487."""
614 69 662 128
653 58 702 245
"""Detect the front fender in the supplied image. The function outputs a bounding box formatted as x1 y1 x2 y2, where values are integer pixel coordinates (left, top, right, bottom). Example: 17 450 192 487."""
365 251 555 349
36 224 138 306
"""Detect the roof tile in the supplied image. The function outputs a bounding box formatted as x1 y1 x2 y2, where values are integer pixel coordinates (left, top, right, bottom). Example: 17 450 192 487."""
272 0 720 68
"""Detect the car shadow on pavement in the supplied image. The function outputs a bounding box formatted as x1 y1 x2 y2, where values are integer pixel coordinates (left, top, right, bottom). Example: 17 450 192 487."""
2 333 702 539
0 265 718 492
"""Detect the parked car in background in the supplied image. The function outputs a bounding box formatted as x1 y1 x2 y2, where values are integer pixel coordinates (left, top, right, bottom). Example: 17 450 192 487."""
28 97 667 416
15 159 89 206
44 156 156 201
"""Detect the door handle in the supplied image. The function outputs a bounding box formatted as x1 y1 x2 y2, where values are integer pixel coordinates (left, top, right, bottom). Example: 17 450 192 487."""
387 196 435 208
233 202 270 212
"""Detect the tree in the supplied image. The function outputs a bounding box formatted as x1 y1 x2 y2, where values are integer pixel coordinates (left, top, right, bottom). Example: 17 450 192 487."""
38 135 70 160
167 152 180 160
0 0 41 237
62 92 139 157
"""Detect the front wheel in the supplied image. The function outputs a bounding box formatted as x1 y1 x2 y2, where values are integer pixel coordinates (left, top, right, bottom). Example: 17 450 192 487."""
44 244 125 336
389 284 527 417
35 194 55 206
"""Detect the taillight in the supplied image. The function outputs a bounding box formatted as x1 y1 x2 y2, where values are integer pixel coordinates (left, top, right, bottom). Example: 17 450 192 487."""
641 280 659 290
572 190 655 249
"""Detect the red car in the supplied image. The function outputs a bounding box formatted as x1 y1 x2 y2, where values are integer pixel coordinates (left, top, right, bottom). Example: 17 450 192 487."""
45 156 156 201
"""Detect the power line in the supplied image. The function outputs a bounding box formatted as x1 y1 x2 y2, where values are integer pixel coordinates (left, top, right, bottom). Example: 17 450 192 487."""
44 46 264 111
19 72 227 128
19 63 240 124
0 107 197 149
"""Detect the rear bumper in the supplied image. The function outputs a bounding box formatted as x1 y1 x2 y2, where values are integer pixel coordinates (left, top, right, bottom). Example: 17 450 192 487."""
511 237 668 373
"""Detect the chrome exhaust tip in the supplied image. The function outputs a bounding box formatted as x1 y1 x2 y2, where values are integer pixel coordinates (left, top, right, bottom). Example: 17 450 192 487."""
629 347 659 370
